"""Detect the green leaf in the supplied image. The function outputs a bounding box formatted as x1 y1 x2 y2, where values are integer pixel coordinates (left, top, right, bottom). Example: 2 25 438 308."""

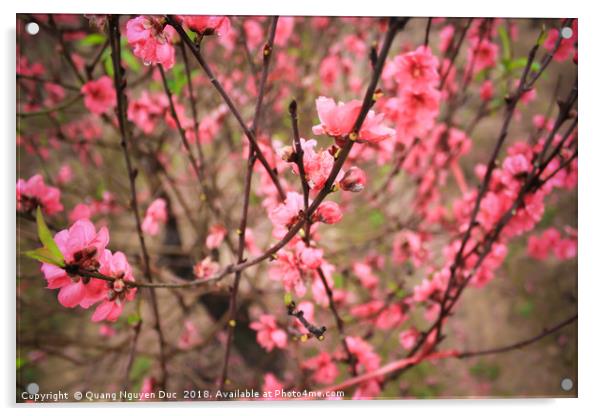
24 248 64 267
122 49 141 73
129 357 151 381
333 273 344 289
368 210 385 227
16 357 26 370
498 25 511 62
36 207 64 265
127 313 141 326
79 33 106 47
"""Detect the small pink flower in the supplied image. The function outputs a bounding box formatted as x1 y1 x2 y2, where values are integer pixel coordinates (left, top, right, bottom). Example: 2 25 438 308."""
99 324 116 337
206 224 227 249
303 352 339 384
126 16 176 69
275 17 295 46
193 257 219 280
392 46 440 90
250 314 287 352
17 174 63 215
69 203 92 222
142 198 167 236
269 192 304 233
339 166 367 192
56 164 73 185
467 38 499 73
140 377 156 399
313 201 343 224
81 76 116 115
91 250 137 322
352 261 379 290
399 327 419 350
480 80 494 101
180 15 231 36
261 373 283 400
312 96 362 138
178 320 200 349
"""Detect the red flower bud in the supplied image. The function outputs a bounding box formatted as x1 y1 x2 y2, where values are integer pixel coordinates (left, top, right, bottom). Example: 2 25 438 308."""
339 166 367 192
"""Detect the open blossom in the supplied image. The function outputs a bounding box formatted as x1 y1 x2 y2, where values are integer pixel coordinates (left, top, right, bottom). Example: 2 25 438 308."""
40 219 109 308
91 250 137 322
352 261 379 290
269 241 323 296
127 91 170 134
206 224 227 249
274 16 295 46
193 257 219 280
467 38 499 73
126 16 176 69
81 76 116 115
17 174 63 215
399 327 420 350
269 192 304 235
312 96 361 137
179 15 231 36
392 46 440 90
303 352 339 384
345 336 381 373
313 201 343 224
142 198 167 236
249 314 287 352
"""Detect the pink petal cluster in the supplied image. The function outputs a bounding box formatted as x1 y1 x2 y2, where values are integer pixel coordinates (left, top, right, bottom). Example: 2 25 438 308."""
206 224 227 249
399 327 420 350
141 198 167 236
39 219 137 322
193 257 219 280
126 16 176 69
312 97 394 143
269 241 323 296
81 76 116 115
179 15 231 36
303 352 339 384
249 314 287 352
17 174 63 215
528 227 577 261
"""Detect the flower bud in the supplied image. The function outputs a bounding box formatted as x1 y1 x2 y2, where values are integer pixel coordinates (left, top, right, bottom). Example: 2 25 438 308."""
278 145 295 162
339 166 367 192
313 201 343 224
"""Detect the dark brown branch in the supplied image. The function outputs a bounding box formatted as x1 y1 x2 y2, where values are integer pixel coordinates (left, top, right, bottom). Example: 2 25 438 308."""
458 315 577 358
287 301 326 339
218 16 279 392
107 15 168 391
165 15 286 201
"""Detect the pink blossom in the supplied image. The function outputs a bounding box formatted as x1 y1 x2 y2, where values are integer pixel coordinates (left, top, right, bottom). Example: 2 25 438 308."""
178 320 200 349
345 336 381 373
40 219 109 308
99 324 116 337
193 257 219 280
392 46 440 90
375 304 406 329
268 192 304 235
269 241 323 296
359 110 395 143
125 16 176 69
180 15 231 36
69 203 92 222
352 261 379 290
56 164 73 185
299 139 336 190
312 96 361 138
17 174 63 215
81 76 116 115
303 352 339 384
313 201 343 224
91 250 137 322
439 25 455 52
249 314 287 352
274 17 295 46
205 224 227 249
480 80 494 101
140 377 156 399
141 198 167 236
467 38 499 73
261 373 283 400
399 327 419 350
544 21 577 62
